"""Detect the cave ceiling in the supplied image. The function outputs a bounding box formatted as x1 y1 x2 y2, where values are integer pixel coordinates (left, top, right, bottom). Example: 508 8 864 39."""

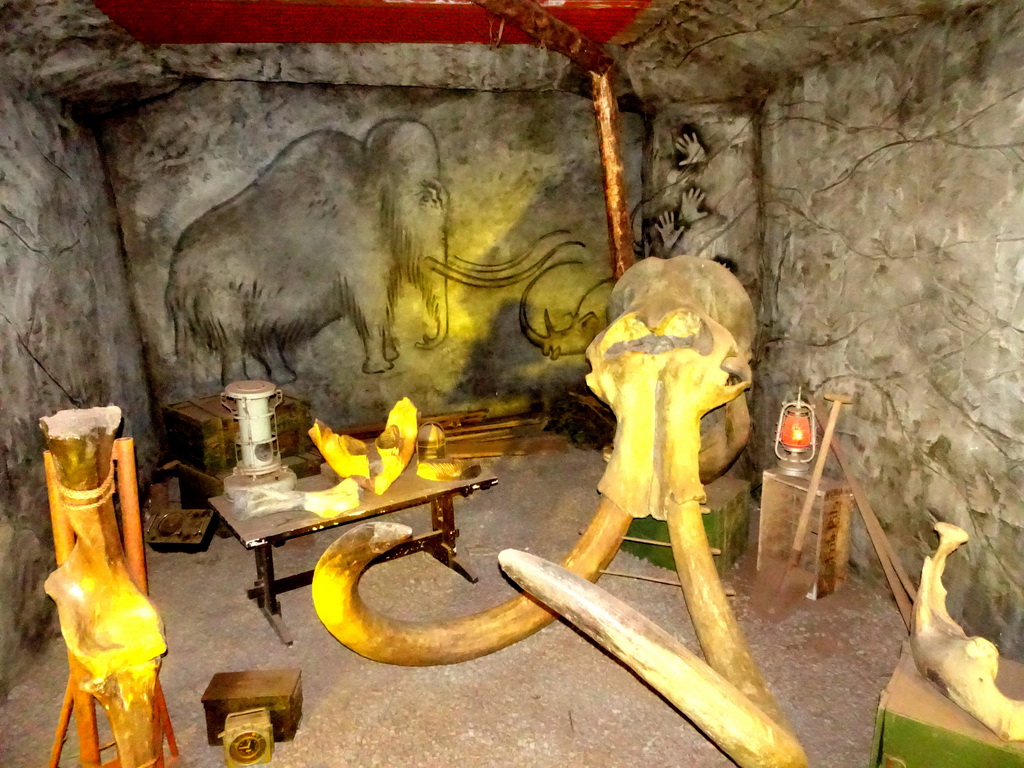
0 0 999 113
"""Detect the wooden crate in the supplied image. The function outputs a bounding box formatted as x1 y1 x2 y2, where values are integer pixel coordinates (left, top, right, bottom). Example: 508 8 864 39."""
202 669 302 746
621 474 750 577
758 468 853 599
163 393 313 475
871 645 1024 767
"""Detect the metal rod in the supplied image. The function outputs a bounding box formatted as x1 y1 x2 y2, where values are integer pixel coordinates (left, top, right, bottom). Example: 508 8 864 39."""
623 535 672 547
623 536 721 555
602 569 736 595
602 569 681 586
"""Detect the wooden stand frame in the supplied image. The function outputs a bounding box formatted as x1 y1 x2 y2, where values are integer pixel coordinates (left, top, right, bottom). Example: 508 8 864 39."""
758 468 853 599
45 437 178 768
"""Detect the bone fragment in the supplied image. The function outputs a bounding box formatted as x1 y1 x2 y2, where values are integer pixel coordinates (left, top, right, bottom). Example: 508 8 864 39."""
500 549 807 768
416 460 481 482
309 420 370 481
233 475 365 519
912 522 1024 741
41 406 165 768
371 398 418 494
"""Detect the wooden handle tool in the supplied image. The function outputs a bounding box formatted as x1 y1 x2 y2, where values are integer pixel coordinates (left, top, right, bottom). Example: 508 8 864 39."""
786 393 852 570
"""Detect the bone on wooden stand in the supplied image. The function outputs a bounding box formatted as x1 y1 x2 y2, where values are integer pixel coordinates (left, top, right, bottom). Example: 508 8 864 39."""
46 437 177 768
775 393 851 599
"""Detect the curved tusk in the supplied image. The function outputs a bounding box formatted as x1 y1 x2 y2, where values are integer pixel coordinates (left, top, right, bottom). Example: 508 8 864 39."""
667 498 791 730
499 549 807 768
698 393 751 483
312 497 633 665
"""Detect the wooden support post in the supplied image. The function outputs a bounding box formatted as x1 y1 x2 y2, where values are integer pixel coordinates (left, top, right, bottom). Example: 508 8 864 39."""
114 438 147 593
591 70 635 278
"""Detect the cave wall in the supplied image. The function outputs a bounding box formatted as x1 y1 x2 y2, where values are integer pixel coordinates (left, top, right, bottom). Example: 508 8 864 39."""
0 83 155 697
100 81 642 426
758 2 1024 656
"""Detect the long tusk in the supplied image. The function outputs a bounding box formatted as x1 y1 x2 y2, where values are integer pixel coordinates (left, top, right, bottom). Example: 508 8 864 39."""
697 394 751 483
667 498 792 730
311 497 632 665
498 549 807 768
427 241 584 288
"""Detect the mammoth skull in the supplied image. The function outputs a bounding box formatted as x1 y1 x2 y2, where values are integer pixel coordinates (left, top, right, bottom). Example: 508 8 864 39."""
586 306 750 521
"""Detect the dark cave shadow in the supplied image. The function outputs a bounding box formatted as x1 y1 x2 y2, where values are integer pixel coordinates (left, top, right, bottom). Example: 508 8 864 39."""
450 299 546 404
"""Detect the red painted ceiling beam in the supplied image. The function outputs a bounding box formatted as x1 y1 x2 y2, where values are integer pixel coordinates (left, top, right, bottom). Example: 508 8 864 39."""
93 0 649 46
470 0 615 73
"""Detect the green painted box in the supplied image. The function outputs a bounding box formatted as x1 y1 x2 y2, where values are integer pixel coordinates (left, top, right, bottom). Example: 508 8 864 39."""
621 474 749 576
870 645 1024 768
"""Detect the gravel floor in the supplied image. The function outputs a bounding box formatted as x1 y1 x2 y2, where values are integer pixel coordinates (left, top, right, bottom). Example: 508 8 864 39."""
0 448 904 767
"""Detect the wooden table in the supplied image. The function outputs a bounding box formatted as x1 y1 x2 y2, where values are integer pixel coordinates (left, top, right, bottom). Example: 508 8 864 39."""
211 469 497 645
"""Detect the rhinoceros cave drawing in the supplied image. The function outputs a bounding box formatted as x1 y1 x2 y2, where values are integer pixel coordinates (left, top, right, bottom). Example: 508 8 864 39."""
3 2 1024 768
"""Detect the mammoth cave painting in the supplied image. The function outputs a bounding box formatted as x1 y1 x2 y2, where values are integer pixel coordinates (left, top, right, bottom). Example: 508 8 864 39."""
104 83 641 424
167 119 450 380
168 120 578 381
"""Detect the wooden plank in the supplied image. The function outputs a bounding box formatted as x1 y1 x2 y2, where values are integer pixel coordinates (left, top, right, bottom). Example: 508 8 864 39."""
808 401 914 630
812 487 853 599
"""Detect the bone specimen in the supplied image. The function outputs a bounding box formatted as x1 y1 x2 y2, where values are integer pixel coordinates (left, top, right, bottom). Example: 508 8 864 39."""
41 407 165 768
238 398 419 519
912 522 1024 741
585 296 790 731
310 420 371 482
311 255 766 675
608 255 754 483
416 459 481 482
499 549 806 768
371 397 418 494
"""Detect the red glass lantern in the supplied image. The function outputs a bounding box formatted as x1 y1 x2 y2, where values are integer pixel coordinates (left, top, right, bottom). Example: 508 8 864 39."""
779 411 812 450
775 393 817 476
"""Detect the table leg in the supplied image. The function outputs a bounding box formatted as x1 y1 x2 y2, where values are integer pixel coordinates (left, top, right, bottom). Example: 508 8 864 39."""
430 495 478 584
253 545 294 646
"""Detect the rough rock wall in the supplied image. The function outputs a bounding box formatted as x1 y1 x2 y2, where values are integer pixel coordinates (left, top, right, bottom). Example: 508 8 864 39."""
100 81 641 426
0 84 154 698
759 2 1024 656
